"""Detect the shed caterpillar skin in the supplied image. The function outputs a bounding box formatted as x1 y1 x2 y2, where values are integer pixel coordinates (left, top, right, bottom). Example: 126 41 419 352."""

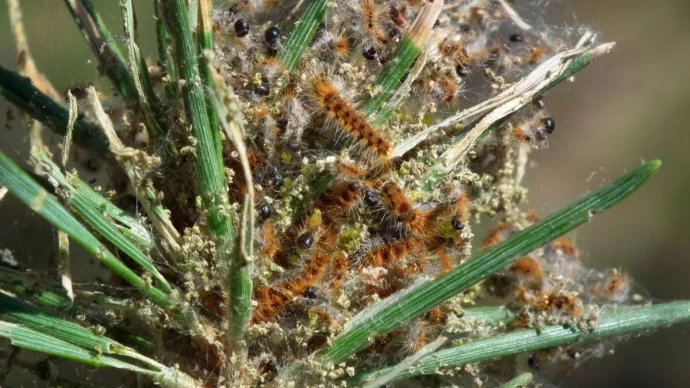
258 220 280 262
329 252 349 289
482 221 514 249
594 272 631 303
551 237 579 258
437 74 458 105
410 320 428 353
311 76 392 160
510 256 545 290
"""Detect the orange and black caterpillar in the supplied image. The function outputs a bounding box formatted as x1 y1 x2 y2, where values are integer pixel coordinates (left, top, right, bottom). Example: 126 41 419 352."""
330 35 350 57
362 0 388 45
312 76 392 160
281 253 331 295
253 286 290 324
362 236 422 267
380 181 435 236
318 180 362 214
335 161 368 180
314 161 371 214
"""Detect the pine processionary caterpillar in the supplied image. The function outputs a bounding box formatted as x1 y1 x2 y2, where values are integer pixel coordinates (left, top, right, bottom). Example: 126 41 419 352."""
312 76 392 160
362 0 387 44
380 182 431 235
363 236 421 267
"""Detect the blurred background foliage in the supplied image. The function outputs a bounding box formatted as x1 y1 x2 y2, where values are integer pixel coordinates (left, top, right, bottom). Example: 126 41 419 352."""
0 1 689 386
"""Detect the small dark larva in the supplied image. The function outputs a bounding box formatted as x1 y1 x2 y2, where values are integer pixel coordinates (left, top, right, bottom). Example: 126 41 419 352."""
234 18 249 37
264 25 280 45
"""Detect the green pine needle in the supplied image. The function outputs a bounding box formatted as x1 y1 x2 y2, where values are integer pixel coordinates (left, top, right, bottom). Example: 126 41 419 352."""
320 160 661 364
355 301 690 383
0 151 173 309
277 0 329 71
0 65 110 156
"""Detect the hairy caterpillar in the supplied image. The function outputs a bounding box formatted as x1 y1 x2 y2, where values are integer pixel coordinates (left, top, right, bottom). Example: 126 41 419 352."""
312 76 392 160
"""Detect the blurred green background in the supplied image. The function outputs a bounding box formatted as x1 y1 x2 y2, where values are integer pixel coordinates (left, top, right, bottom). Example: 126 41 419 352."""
1 1 689 386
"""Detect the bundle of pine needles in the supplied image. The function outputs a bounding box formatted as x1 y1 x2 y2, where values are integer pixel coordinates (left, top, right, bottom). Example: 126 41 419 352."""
0 1 686 387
